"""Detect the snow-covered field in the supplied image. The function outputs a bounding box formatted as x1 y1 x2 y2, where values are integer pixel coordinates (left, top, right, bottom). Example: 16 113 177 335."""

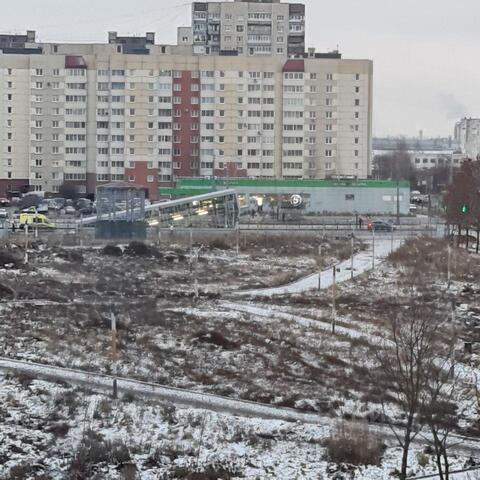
0 235 479 478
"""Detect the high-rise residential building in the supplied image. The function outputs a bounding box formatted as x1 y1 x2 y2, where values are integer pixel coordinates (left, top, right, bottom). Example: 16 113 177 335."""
454 117 480 159
0 2 373 200
189 0 305 56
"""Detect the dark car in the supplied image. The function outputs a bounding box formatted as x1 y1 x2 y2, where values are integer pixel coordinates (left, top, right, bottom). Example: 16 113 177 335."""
367 220 395 232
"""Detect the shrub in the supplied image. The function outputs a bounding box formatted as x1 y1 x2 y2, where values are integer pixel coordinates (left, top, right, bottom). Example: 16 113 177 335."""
47 421 70 437
209 238 231 250
69 430 132 479
0 250 21 268
6 463 34 480
124 241 151 257
193 330 238 350
102 244 123 257
173 462 243 479
326 421 382 466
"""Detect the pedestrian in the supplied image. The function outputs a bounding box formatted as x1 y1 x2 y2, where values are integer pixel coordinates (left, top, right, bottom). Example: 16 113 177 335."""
358 217 363 230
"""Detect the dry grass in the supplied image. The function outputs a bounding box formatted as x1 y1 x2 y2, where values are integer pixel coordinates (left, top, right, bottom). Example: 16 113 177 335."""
326 421 383 466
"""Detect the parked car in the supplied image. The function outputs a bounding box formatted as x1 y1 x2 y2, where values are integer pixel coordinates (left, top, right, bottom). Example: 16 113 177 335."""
76 206 95 216
367 220 395 232
65 205 76 215
0 208 8 219
0 198 10 207
21 206 38 214
37 203 49 214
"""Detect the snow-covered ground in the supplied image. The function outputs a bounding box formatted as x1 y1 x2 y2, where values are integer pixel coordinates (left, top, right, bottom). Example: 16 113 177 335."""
236 237 398 296
0 236 479 478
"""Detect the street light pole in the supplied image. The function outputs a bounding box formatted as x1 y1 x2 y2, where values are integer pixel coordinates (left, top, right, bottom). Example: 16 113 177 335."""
110 310 118 398
350 226 354 280
24 225 29 264
372 227 375 271
332 265 336 334
318 244 322 290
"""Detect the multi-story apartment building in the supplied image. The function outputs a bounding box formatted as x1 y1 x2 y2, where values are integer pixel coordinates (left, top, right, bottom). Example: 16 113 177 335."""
454 117 480 159
189 0 305 56
0 4 373 200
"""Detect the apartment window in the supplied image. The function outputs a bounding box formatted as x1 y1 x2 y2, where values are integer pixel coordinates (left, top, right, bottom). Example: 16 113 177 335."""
355 137 359 144
355 99 360 106
355 73 360 80
147 175 154 183
325 150 333 157
345 194 355 201
354 150 359 156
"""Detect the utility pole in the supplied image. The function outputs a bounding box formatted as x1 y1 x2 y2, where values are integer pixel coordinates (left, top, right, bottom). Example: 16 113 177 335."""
396 178 400 226
236 222 240 256
372 227 375 271
350 227 354 280
331 265 336 334
24 225 29 264
193 245 204 299
447 242 451 289
110 310 118 398
318 244 322 290
390 223 394 253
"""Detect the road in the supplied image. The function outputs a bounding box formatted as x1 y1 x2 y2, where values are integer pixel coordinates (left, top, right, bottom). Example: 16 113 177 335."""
235 237 395 297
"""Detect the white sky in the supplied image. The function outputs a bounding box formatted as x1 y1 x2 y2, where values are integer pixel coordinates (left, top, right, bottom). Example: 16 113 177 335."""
2 0 479 137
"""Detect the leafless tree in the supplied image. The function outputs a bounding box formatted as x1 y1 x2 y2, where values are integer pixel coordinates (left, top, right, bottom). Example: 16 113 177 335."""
419 332 471 480
373 298 461 480
374 139 417 186
444 160 480 251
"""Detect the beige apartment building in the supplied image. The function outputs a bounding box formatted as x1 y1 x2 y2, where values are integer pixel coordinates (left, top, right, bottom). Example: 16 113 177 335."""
0 11 372 200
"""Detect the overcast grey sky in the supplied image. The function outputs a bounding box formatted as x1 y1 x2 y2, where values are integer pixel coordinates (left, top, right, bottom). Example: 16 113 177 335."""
2 0 479 137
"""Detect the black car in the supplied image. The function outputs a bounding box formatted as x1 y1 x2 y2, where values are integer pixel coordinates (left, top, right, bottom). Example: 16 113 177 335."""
367 220 395 232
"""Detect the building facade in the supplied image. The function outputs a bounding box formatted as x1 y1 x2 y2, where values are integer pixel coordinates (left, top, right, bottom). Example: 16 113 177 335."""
0 2 373 200
454 117 480 159
189 0 305 56
162 178 410 215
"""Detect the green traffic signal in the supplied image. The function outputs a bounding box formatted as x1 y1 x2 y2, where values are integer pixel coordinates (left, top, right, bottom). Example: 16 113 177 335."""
460 203 469 215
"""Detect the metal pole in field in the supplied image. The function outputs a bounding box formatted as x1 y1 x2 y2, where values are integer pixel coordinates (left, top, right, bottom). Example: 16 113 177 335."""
372 227 375 271
110 310 117 398
24 225 29 264
447 242 451 289
318 244 322 290
350 227 354 280
236 222 240 256
390 223 394 253
332 265 336 334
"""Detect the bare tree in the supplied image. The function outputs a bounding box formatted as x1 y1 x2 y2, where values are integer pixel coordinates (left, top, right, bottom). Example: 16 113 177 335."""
373 300 455 480
58 182 80 200
444 160 480 251
420 332 470 480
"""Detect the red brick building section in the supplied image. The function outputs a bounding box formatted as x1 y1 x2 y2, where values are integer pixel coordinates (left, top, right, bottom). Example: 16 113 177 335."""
172 70 200 178
125 162 158 200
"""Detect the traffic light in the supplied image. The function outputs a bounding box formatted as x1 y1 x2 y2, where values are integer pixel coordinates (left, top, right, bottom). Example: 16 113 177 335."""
460 203 469 215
